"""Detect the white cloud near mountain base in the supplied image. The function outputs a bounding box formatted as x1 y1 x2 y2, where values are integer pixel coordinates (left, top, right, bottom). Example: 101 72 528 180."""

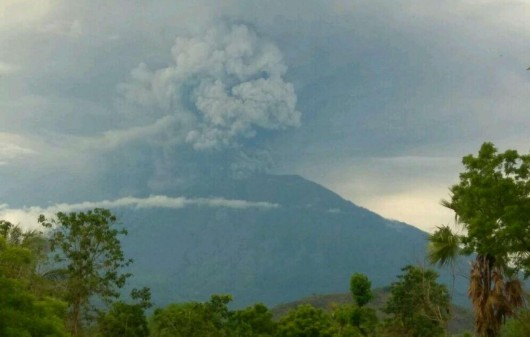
0 196 279 231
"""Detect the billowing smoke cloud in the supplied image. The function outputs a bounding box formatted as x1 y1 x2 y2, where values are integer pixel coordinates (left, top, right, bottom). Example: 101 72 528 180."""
117 24 300 150
0 196 279 230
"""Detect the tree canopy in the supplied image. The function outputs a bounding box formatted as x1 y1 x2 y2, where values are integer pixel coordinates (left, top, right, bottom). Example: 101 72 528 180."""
429 142 530 337
383 265 450 337
350 273 373 307
39 208 132 337
442 142 530 274
0 222 68 337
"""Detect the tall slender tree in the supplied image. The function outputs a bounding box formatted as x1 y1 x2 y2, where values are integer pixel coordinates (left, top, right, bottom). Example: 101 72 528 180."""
39 208 132 337
350 273 373 307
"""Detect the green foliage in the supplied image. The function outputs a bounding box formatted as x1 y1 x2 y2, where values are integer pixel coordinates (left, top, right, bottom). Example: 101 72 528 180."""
330 304 358 334
0 226 68 337
95 287 151 337
460 333 474 337
0 237 33 278
383 265 450 337
150 294 233 337
150 295 278 337
350 307 378 336
443 142 530 274
228 303 277 337
349 273 373 307
330 304 377 337
428 225 461 267
500 310 530 337
431 142 530 337
0 221 49 285
0 280 68 337
277 304 333 337
39 208 132 336
131 286 153 310
96 301 149 337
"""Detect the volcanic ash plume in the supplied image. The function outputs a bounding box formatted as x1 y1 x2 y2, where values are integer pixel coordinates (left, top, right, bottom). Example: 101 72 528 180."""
118 24 301 150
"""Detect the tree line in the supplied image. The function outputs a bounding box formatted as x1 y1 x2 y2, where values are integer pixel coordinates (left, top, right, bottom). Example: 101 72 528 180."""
1 142 529 336
0 218 452 337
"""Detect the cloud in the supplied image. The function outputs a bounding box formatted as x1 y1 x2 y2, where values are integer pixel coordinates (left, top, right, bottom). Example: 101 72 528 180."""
0 195 279 230
0 133 36 164
0 0 53 30
291 155 463 232
117 23 300 150
39 19 82 38
0 61 21 75
0 142 33 159
359 188 456 233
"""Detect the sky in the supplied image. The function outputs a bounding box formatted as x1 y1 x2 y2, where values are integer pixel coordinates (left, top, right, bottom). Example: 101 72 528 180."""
1 0 529 232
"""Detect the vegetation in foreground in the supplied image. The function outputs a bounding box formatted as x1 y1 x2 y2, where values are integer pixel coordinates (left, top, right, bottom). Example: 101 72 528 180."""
1 142 529 336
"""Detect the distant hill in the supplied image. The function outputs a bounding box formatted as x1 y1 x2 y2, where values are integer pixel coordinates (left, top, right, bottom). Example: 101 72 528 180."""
271 290 474 335
116 174 467 308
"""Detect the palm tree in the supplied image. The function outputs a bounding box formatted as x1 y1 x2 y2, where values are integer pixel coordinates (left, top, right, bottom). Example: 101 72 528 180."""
429 223 465 294
428 226 525 337
428 225 461 335
468 255 525 337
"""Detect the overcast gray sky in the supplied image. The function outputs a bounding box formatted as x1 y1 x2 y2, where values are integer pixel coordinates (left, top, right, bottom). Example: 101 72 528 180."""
1 0 529 231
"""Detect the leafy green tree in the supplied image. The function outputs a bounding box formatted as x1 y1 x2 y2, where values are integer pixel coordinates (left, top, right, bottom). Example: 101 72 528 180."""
0 222 48 291
429 143 529 337
350 307 378 337
0 221 64 298
349 273 373 307
0 228 68 337
39 208 132 337
227 303 276 337
0 279 68 337
0 228 33 279
329 304 363 337
150 294 232 337
96 302 148 337
96 287 152 337
151 302 211 337
330 304 377 337
323 273 378 336
383 265 450 337
277 304 333 337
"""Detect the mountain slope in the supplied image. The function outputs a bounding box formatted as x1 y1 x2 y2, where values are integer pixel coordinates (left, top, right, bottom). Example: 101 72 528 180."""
117 174 433 308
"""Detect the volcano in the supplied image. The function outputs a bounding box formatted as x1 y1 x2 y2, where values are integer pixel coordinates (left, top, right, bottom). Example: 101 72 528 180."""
118 174 432 307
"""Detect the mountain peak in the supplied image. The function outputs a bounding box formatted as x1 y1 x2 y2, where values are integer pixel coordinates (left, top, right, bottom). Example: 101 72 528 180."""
174 173 359 212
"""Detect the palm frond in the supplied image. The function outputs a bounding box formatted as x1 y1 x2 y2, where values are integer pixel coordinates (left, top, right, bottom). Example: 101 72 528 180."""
428 226 461 266
505 279 525 309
